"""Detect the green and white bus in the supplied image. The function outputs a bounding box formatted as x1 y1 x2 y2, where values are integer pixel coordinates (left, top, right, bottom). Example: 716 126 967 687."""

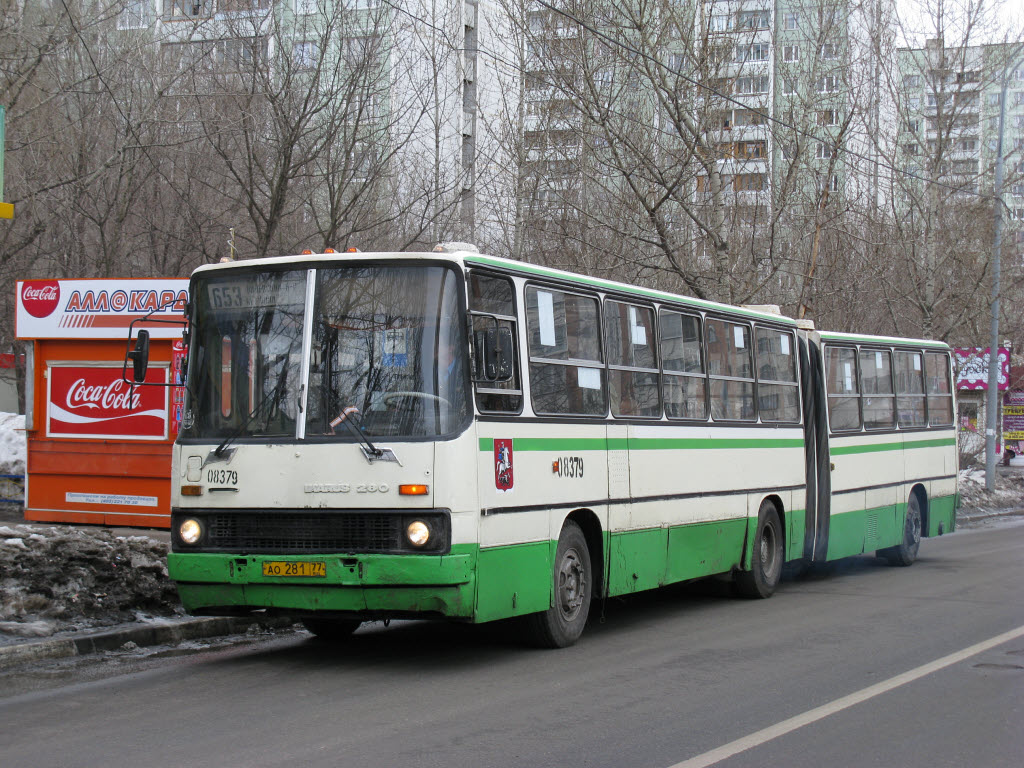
132 246 958 647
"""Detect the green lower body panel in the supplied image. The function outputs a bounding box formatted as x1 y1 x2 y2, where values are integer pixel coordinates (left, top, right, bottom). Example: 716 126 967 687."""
474 540 554 622
927 494 957 536
169 547 478 620
827 505 901 560
609 519 751 596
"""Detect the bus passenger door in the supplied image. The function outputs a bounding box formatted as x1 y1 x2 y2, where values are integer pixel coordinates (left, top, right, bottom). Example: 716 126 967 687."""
799 332 831 561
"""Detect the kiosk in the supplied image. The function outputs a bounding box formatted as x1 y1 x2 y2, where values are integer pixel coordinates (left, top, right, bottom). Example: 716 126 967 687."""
16 278 188 528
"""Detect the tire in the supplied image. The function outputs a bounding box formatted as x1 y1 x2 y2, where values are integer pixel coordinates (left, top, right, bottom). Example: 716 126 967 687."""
734 500 784 599
522 520 592 648
302 618 362 641
881 493 922 567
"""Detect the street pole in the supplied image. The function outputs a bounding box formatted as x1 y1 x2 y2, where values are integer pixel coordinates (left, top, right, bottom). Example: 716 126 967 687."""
984 50 1019 491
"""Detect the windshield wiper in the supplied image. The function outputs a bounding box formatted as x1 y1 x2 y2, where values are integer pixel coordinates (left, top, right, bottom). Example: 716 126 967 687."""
330 406 383 459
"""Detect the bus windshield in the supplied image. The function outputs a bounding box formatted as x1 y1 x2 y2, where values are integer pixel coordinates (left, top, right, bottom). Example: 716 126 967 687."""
182 263 469 441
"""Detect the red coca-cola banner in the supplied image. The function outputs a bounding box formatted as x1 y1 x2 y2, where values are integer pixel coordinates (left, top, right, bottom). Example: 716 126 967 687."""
47 365 168 440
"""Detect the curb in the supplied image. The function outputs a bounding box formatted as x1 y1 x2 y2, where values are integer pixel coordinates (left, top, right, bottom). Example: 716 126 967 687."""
0 616 296 670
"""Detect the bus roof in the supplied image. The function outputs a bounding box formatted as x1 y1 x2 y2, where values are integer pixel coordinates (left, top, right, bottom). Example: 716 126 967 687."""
818 330 950 349
193 250 800 326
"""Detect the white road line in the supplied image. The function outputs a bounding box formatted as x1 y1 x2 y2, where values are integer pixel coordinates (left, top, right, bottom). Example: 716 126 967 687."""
668 624 1024 768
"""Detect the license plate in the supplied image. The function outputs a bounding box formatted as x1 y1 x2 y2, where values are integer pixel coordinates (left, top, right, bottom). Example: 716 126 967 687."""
262 561 326 578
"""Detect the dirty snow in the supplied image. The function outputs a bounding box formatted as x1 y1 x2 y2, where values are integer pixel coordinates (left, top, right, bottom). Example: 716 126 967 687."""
0 523 182 644
0 412 26 476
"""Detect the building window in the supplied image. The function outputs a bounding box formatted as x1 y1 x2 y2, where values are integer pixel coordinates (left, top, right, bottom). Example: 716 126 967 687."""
293 42 318 69
734 173 766 191
710 14 732 32
782 77 796 95
816 143 834 159
816 75 839 93
783 12 799 30
735 76 769 94
820 43 839 60
903 75 920 89
295 0 316 13
736 43 770 62
783 45 799 63
735 10 770 30
119 0 151 28
819 109 840 126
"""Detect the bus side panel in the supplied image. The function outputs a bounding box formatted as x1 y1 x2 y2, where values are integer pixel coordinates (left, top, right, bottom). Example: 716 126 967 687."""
666 517 748 583
475 539 553 621
475 423 610 622
609 527 667 594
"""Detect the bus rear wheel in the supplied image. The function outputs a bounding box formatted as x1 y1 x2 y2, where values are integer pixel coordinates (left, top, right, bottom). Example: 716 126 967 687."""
302 618 362 641
522 520 591 648
734 501 783 599
880 493 922 567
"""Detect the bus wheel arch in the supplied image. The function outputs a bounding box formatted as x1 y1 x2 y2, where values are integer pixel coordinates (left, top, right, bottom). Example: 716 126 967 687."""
881 485 926 566
522 513 597 648
735 498 784 599
566 508 604 598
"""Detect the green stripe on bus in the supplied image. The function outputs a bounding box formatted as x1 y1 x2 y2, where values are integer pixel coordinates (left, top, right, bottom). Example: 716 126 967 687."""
479 436 803 451
830 437 956 455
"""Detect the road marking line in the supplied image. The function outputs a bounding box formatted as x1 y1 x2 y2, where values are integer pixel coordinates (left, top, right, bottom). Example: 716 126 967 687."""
669 623 1024 768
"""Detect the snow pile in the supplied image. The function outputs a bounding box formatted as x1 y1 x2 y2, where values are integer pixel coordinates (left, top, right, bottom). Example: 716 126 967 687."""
958 468 1024 521
0 412 26 475
0 523 182 642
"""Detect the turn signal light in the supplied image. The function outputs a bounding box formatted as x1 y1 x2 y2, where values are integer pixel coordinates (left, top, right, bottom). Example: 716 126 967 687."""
180 485 203 496
399 484 429 496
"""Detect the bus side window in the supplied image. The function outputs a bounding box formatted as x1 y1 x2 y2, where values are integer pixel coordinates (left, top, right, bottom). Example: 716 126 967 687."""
706 318 755 421
526 286 605 416
660 310 707 420
895 350 926 427
860 348 895 430
925 351 954 426
469 272 522 413
755 327 799 423
605 300 659 417
825 346 861 431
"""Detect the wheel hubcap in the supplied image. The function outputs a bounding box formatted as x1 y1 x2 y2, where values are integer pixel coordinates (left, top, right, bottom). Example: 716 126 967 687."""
558 547 586 620
760 522 780 579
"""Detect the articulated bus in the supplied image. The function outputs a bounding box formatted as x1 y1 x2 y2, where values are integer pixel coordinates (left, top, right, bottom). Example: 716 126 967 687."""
129 246 958 647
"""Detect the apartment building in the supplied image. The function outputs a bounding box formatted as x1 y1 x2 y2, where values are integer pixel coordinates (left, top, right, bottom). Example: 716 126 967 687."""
115 0 514 248
898 39 1024 247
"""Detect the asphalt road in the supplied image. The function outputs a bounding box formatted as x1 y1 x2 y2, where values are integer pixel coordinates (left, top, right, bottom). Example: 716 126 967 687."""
1 521 1022 768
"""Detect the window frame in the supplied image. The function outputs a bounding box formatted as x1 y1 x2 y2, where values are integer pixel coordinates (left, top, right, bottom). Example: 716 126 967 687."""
754 325 801 424
604 298 661 419
659 308 709 423
468 270 524 416
524 282 607 418
705 316 757 422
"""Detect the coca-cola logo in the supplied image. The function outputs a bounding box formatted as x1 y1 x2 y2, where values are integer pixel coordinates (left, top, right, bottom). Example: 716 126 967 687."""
66 378 142 412
21 280 61 318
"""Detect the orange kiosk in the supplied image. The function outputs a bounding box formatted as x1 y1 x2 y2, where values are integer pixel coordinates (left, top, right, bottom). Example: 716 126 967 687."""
16 278 189 528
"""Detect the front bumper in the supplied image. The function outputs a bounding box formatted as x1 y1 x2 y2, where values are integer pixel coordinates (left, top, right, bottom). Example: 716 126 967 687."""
168 547 477 619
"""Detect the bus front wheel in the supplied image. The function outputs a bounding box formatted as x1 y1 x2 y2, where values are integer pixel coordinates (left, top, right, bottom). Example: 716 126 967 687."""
523 520 591 648
303 618 362 641
735 501 783 599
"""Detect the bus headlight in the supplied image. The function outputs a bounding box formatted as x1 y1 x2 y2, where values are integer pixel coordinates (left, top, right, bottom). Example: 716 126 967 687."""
179 518 203 545
406 520 431 548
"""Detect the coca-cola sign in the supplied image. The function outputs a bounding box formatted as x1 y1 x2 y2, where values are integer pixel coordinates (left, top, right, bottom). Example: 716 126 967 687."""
47 365 168 439
21 280 61 319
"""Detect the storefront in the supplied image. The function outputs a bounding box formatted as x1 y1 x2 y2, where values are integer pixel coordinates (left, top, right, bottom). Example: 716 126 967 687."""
954 346 1011 460
16 279 188 528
